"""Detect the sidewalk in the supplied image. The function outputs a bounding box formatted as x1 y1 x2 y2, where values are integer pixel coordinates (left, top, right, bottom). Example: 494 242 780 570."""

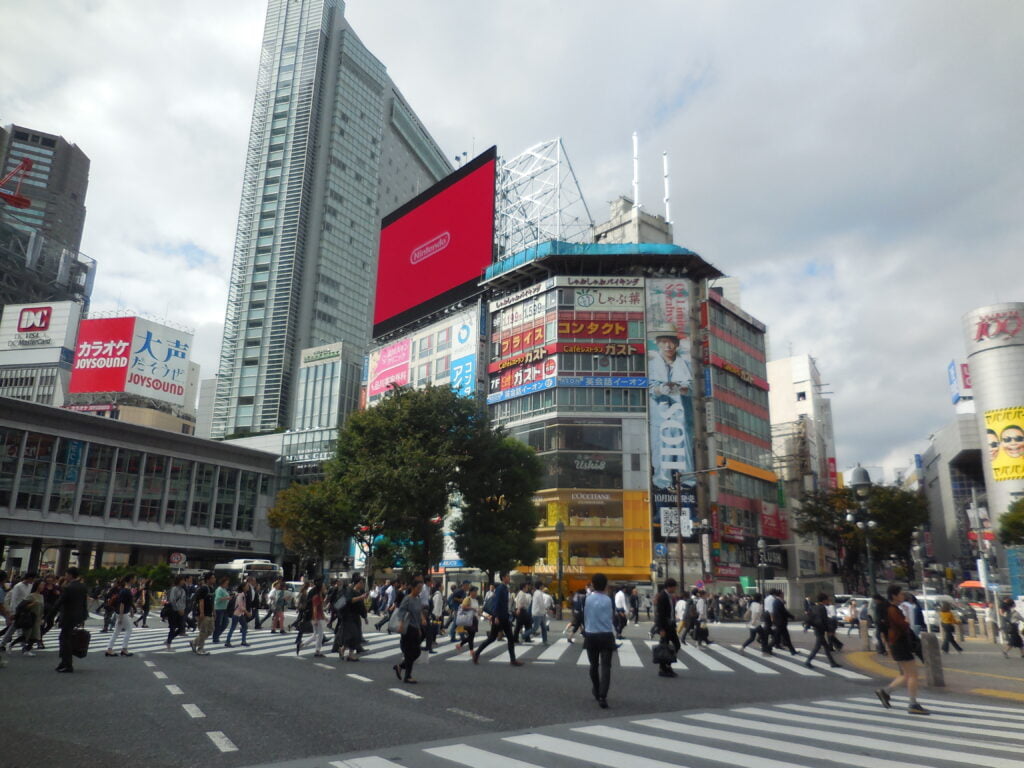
844 632 1024 703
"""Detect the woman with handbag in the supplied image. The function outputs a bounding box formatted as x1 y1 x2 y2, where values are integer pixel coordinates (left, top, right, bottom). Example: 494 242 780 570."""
455 586 480 652
393 578 424 684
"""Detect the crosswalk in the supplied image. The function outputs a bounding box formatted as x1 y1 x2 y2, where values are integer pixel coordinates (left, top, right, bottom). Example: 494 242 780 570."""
53 621 866 680
326 694 1024 768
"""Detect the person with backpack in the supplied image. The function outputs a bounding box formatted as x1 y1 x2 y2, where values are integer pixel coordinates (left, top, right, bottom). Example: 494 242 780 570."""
133 578 151 628
679 590 700 645
769 589 797 655
804 593 841 668
189 572 216 655
447 581 469 642
566 588 586 644
104 575 136 657
15 579 45 655
393 577 425 683
163 576 189 651
875 584 930 715
472 572 522 666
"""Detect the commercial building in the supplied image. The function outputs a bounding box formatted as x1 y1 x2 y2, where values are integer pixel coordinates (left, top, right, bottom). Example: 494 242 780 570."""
768 354 838 584
213 0 451 439
0 301 81 407
0 396 279 576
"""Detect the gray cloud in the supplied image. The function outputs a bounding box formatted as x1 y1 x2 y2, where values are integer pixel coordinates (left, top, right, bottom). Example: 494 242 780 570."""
2 0 1020 476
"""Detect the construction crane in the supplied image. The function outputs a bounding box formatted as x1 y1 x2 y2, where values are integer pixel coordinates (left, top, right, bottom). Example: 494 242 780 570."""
0 157 33 208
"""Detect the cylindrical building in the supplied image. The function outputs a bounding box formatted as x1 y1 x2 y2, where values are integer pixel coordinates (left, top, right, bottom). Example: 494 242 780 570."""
962 302 1024 528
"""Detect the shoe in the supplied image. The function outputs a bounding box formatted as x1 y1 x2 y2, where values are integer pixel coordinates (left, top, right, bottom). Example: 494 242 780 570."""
907 703 930 715
471 651 480 665
313 652 325 658
224 642 233 648
393 664 402 681
598 698 608 709
120 650 133 657
510 660 524 666
404 678 417 684
105 651 118 657
804 660 813 668
240 642 250 647
658 669 678 677
567 638 574 644
56 666 74 673
830 663 842 668
592 687 600 701
875 688 892 709
37 642 45 649
197 650 210 656
163 644 171 651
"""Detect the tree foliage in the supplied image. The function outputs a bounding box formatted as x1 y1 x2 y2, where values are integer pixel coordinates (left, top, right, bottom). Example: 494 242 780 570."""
453 433 545 580
999 498 1024 546
793 485 929 593
267 480 346 573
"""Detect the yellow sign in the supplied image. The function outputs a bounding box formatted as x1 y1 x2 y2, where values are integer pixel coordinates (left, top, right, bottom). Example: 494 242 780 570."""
985 406 1024 482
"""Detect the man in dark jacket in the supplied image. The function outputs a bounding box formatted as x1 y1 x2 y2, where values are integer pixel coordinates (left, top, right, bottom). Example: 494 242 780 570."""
654 578 679 677
55 567 88 673
472 572 522 666
804 593 840 668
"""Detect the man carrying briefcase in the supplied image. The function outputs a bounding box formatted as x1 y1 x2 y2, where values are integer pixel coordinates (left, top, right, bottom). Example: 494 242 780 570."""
55 567 89 673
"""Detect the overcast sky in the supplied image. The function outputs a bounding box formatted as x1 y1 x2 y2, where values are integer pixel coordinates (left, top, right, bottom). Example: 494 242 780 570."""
2 0 1021 479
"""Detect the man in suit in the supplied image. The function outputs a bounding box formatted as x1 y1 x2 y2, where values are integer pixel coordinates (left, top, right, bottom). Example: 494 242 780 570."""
55 567 88 673
654 578 680 677
472 572 522 666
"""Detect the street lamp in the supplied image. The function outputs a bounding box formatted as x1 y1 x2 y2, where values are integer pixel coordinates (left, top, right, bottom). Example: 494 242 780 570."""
757 537 767 596
555 520 565 620
847 465 877 596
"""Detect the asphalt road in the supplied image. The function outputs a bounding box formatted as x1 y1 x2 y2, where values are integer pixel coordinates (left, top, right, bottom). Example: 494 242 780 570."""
3 616 1019 768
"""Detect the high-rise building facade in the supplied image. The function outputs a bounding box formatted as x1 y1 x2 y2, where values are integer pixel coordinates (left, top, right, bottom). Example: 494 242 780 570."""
213 0 451 439
0 124 94 315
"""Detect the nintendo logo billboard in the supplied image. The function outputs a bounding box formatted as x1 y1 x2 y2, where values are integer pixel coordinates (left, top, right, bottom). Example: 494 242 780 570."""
18 306 52 332
373 146 496 338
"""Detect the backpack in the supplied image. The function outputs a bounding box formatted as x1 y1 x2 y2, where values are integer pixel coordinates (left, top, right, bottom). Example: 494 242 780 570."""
14 599 34 629
572 593 586 615
333 591 348 613
874 603 890 635
685 599 698 620
105 587 120 610
482 594 497 617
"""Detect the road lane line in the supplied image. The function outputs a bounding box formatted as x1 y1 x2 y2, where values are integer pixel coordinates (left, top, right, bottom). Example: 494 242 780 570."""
445 707 494 723
389 687 422 700
153 671 168 679
206 731 238 752
315 662 335 670
347 673 372 682
182 704 205 719
329 757 405 767
165 685 183 695
143 661 156 668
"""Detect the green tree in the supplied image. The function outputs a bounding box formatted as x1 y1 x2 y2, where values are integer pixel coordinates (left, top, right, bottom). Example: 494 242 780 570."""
267 480 346 576
453 433 544 582
999 498 1024 546
792 489 860 591
327 385 485 576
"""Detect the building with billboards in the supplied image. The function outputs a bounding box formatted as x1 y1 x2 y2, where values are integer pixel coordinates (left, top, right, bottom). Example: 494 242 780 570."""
962 302 1024 575
0 396 279 577
212 0 452 440
0 301 81 406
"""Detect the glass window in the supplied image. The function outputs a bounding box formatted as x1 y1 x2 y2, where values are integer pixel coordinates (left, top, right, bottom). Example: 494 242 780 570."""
0 427 23 507
109 449 142 520
236 472 258 532
138 454 167 524
214 468 238 529
190 463 216 528
16 432 55 510
166 458 192 526
80 444 116 517
48 439 84 514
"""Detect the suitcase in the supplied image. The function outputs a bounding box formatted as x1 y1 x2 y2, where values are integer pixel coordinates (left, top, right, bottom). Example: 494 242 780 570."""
71 628 91 658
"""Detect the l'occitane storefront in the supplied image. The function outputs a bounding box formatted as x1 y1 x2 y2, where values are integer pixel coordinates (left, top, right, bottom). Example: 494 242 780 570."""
525 489 653 590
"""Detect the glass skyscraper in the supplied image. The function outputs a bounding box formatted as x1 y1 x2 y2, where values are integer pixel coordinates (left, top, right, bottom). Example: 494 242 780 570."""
213 0 450 438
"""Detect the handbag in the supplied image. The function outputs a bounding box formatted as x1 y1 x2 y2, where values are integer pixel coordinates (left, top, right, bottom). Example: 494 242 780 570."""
387 608 402 634
455 609 474 628
298 618 314 634
652 641 677 666
71 628 91 658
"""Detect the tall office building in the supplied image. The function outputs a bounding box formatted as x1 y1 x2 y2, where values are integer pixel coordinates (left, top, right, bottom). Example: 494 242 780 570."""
0 124 94 314
213 0 451 439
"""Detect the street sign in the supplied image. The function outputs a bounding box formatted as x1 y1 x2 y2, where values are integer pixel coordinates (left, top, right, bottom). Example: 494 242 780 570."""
654 543 668 557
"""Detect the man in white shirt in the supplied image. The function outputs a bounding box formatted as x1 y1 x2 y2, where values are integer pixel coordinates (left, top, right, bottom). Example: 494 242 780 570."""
530 582 553 645
513 583 533 644
613 587 629 639
0 572 36 651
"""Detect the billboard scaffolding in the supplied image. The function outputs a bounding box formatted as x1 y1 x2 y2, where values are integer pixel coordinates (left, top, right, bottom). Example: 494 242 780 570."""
496 138 593 260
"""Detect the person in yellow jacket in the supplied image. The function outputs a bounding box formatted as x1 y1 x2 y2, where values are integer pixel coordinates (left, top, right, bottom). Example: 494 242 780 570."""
938 602 963 654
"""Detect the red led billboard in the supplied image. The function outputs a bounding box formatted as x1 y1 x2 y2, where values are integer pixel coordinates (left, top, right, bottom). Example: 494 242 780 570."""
372 146 497 338
68 317 135 394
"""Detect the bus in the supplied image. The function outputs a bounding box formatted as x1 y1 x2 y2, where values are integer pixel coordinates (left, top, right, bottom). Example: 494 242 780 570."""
213 559 284 589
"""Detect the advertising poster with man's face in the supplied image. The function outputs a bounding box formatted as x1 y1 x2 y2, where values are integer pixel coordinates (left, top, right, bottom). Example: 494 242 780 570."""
646 278 697 542
985 406 1024 482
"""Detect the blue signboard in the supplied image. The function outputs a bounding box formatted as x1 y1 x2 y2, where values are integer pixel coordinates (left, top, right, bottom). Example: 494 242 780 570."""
1008 546 1024 599
486 377 556 405
704 366 712 397
555 376 648 388
450 354 475 397
654 543 668 557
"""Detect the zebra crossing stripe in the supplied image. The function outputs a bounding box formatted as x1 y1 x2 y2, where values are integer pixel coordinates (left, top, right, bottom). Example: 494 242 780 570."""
800 656 869 679
677 643 730 671
781 703 1024 755
857 695 1024 718
717 709 1021 768
536 638 571 661
705 644 778 674
798 700 1024 733
576 724 810 768
637 717 934 768
615 638 643 667
504 733 679 768
731 646 820 676
329 757 404 767
424 744 544 767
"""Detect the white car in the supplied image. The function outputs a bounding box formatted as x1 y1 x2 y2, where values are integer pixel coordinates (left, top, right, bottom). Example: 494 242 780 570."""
914 594 957 632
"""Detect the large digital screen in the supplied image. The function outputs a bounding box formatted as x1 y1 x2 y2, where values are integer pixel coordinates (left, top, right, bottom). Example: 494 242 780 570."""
372 146 496 338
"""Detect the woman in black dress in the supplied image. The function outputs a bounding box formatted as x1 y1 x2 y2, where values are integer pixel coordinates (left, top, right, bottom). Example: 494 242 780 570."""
337 575 368 661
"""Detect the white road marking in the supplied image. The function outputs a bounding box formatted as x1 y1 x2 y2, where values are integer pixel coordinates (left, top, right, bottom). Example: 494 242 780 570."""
445 707 494 723
731 646 819 676
206 731 238 752
330 757 406 767
576 724 808 768
347 673 373 682
165 685 183 695
143 661 156 668
678 644 730 671
389 687 423 700
315 662 334 670
705 643 778 674
536 638 571 661
615 639 643 667
505 733 679 767
182 704 205 719
153 671 168 679
425 744 543 767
